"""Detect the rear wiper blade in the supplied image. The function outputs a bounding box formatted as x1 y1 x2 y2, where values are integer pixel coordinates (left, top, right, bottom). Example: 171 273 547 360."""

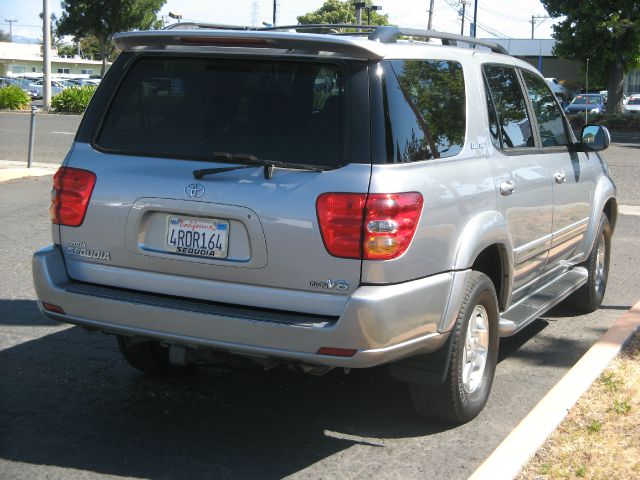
193 152 325 180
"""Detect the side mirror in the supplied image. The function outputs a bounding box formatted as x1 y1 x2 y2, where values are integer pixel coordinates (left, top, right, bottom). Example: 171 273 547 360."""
576 124 610 152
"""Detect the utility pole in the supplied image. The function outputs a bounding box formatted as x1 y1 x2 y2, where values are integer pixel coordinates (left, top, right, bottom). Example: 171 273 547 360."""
43 0 51 110
4 18 17 42
273 0 277 26
459 1 470 36
427 0 435 30
355 2 365 25
530 15 550 39
472 0 478 37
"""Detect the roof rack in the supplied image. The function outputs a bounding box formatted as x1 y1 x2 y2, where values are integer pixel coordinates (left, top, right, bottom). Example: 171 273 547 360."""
368 26 507 54
163 22 253 31
150 23 507 55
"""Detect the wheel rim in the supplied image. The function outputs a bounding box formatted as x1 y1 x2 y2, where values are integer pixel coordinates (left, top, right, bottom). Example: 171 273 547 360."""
594 232 607 294
462 304 490 394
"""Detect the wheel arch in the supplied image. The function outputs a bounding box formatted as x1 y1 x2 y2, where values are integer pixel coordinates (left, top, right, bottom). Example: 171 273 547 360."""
452 211 513 311
583 176 617 263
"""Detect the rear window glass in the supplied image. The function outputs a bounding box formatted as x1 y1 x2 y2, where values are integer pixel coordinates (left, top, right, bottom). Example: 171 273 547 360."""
96 57 348 167
380 59 466 162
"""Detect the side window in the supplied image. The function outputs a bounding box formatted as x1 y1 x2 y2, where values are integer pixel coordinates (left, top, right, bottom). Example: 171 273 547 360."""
521 71 569 147
484 78 501 150
483 65 534 149
381 59 466 162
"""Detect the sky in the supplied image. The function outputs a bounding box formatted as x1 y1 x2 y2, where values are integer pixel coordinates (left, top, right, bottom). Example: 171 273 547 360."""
0 0 559 43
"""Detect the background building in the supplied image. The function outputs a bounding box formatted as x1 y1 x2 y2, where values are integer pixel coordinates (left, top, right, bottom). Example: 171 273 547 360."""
0 42 103 78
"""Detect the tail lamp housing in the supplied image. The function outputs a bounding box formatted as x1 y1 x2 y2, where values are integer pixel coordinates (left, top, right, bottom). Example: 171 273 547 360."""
49 167 96 227
317 192 423 260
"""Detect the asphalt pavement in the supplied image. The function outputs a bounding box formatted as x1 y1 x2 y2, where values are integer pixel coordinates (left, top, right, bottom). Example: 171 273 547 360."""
0 112 639 479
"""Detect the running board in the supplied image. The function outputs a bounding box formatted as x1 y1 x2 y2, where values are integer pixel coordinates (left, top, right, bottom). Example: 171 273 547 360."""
499 267 589 337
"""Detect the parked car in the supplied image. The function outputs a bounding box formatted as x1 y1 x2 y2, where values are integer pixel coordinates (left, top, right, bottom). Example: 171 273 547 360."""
28 79 67 98
565 93 606 114
0 77 38 98
33 24 616 424
623 95 640 114
545 77 570 101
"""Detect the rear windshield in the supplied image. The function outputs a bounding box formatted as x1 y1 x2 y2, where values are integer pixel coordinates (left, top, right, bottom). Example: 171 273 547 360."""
572 95 602 105
96 57 350 167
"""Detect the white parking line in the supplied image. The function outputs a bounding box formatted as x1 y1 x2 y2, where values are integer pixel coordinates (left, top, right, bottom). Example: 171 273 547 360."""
619 205 640 216
51 131 75 135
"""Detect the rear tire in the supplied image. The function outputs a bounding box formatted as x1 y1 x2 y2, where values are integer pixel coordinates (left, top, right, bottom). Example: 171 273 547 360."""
410 272 499 423
117 336 191 376
566 215 611 313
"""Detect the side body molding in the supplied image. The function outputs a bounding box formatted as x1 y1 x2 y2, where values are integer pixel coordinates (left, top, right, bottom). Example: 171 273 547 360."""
438 211 514 333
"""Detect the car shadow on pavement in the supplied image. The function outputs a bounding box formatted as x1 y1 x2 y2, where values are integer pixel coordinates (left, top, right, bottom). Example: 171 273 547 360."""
0 299 456 479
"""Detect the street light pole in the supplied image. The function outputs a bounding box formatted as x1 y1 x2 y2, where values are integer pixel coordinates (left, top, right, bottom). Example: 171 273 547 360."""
42 0 52 111
427 0 435 30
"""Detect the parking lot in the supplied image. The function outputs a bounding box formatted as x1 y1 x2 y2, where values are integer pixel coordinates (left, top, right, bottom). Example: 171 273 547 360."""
1 111 640 479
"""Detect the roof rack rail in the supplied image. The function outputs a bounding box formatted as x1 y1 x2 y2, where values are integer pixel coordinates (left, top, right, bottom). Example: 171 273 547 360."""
163 22 253 31
258 23 376 33
368 26 507 54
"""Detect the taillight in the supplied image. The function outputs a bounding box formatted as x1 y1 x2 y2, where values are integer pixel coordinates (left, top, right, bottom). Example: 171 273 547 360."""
316 192 423 261
49 167 96 227
364 193 423 260
316 193 366 259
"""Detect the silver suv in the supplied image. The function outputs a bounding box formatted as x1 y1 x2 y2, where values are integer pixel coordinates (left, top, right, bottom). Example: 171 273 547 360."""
33 25 617 423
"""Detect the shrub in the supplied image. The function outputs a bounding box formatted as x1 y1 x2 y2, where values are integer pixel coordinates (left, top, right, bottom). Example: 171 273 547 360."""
51 85 96 113
0 85 31 110
567 113 640 132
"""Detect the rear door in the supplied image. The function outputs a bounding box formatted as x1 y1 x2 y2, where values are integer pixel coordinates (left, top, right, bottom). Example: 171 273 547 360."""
60 54 371 316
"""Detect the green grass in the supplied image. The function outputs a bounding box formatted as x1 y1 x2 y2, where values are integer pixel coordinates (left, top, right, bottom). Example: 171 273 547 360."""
50 85 96 113
0 85 31 110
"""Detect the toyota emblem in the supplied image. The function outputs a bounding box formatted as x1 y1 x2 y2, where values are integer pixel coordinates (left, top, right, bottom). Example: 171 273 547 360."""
184 183 205 198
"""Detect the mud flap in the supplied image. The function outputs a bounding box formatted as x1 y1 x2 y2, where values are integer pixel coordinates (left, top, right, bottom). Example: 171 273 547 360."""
388 332 454 386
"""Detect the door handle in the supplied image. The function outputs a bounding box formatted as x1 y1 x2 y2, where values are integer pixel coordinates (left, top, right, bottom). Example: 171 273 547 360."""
500 180 515 196
554 171 567 184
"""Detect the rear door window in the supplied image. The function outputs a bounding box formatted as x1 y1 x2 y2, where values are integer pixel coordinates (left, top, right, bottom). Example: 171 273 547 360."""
483 65 534 150
96 57 350 167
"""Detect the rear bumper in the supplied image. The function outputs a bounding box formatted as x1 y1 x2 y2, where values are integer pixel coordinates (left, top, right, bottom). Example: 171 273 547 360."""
33 245 459 368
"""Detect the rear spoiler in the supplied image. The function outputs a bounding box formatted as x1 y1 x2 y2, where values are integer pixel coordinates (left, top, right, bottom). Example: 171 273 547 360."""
113 30 386 61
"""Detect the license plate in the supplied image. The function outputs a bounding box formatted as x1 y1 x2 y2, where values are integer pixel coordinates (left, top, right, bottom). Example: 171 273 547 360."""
166 216 229 259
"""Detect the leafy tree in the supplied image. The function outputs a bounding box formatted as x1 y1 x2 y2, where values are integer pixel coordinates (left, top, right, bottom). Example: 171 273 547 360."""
39 12 63 47
57 44 77 57
57 0 166 76
297 0 389 27
541 0 640 114
0 30 9 42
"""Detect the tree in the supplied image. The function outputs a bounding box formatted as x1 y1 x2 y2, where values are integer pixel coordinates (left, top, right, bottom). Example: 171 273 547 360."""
0 30 9 42
39 12 63 47
541 1 640 114
297 0 389 27
57 0 166 76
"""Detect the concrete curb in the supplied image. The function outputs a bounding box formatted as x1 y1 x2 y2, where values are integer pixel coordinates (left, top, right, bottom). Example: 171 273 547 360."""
0 160 59 183
469 301 640 480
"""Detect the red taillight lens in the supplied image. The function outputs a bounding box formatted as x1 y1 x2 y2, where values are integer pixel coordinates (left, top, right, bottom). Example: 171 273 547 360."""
316 193 366 259
316 192 423 261
49 167 96 227
364 193 423 260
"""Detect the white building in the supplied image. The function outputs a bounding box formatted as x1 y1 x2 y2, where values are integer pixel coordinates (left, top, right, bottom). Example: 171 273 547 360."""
0 42 104 78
